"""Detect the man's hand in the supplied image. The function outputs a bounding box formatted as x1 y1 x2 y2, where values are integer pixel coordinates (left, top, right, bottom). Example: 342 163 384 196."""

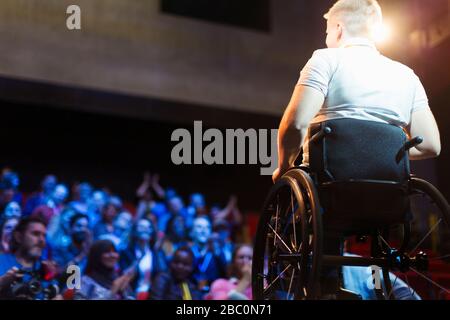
0 267 23 290
272 167 290 184
272 168 281 184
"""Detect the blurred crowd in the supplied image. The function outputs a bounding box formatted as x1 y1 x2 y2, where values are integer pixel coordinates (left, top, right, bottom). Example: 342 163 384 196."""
0 168 253 300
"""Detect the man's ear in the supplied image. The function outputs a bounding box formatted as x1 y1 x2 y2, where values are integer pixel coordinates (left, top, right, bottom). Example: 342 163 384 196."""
337 23 344 41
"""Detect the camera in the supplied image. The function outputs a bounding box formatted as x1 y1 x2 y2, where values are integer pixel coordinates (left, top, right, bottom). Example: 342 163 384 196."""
8 266 59 300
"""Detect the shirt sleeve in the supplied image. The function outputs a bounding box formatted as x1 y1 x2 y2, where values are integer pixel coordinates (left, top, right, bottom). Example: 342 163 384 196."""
412 75 430 113
297 49 335 97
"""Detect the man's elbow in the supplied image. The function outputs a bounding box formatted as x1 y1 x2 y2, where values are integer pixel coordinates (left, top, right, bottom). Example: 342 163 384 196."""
431 144 441 157
423 142 441 158
293 118 310 132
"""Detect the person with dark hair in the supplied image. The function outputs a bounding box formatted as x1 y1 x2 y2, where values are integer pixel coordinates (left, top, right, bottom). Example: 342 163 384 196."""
74 240 134 300
0 217 19 254
119 218 167 299
212 219 234 265
23 175 57 216
93 197 121 240
68 182 93 215
150 247 201 300
0 170 22 214
30 205 55 226
0 217 60 299
160 196 187 233
53 213 91 274
206 244 253 300
187 193 207 217
160 214 188 260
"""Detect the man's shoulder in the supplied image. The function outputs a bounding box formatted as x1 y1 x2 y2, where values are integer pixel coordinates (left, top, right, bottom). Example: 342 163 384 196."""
306 48 341 69
379 55 415 75
0 253 16 262
311 48 340 59
0 253 18 275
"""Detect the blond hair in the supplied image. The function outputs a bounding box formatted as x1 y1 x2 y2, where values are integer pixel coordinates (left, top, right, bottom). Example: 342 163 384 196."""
324 0 383 38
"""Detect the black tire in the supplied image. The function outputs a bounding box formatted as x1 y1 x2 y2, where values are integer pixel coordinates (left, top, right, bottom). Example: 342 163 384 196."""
410 177 450 227
252 168 323 300
372 177 450 300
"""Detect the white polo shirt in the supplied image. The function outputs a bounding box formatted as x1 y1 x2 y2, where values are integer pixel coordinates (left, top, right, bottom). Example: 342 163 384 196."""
298 37 429 165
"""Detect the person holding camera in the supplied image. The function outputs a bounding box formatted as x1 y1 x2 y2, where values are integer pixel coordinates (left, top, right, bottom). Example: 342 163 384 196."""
0 216 61 299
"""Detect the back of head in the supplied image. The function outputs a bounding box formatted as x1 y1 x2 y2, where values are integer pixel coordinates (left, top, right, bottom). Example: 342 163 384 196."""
324 0 383 39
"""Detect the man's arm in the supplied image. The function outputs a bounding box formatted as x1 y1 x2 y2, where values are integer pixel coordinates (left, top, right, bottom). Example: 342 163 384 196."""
274 85 324 182
407 108 441 160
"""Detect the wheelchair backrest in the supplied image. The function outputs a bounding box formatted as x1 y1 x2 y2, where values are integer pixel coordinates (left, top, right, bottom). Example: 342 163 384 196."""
308 118 411 230
308 118 410 184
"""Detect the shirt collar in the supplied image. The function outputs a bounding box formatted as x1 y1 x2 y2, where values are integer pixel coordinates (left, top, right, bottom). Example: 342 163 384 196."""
340 37 377 50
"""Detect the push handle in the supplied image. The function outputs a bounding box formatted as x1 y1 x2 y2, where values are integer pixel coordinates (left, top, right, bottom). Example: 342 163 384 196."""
310 126 331 144
396 136 423 162
404 136 423 151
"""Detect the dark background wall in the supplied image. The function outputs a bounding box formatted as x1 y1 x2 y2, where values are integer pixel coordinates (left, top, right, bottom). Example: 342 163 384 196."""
0 88 279 211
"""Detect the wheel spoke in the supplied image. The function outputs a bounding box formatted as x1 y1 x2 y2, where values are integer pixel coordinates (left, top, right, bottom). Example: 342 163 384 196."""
287 267 296 300
403 274 417 298
410 267 450 294
291 190 298 252
264 264 292 295
379 235 392 250
387 275 398 299
274 198 279 247
268 223 293 253
409 218 442 255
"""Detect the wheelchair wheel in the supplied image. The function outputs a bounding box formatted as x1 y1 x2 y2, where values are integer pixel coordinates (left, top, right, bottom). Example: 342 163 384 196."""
252 168 323 300
368 177 450 300
407 177 450 299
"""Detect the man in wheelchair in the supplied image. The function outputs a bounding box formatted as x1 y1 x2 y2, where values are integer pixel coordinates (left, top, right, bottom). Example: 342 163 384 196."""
266 0 443 300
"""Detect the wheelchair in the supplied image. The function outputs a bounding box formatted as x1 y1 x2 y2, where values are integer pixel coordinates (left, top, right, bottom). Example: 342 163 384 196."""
252 119 450 300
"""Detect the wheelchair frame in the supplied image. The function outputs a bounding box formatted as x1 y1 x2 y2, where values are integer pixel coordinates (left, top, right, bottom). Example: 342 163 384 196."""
252 127 450 300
